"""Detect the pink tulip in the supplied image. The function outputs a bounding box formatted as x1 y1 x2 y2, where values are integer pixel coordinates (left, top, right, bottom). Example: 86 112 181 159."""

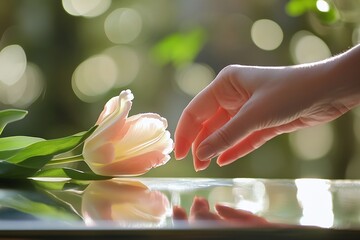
83 89 173 176
82 179 170 226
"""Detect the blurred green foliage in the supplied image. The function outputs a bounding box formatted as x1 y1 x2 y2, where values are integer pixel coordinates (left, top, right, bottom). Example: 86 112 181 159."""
151 28 207 67
286 0 339 23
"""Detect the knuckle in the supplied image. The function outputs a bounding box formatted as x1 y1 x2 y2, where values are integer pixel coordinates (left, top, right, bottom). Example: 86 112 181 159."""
183 108 202 124
221 65 239 77
214 128 233 150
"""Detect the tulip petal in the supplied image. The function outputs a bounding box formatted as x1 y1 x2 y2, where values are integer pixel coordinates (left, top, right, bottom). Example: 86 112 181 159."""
83 142 115 165
83 90 173 176
87 90 133 143
93 150 170 176
114 114 172 161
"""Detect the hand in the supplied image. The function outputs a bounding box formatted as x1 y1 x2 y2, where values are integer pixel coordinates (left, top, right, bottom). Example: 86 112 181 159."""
173 196 278 228
175 45 360 171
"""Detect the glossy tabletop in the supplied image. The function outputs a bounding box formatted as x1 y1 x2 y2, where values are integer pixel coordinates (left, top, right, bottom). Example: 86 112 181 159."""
1 177 360 239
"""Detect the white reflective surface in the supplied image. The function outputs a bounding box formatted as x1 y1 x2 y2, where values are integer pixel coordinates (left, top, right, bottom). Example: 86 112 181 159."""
1 178 360 230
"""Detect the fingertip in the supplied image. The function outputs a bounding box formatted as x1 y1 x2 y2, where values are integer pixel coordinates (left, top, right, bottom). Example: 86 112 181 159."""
195 165 207 172
174 151 186 160
173 205 188 220
192 196 209 210
194 159 211 172
174 136 192 160
216 155 237 167
174 141 191 160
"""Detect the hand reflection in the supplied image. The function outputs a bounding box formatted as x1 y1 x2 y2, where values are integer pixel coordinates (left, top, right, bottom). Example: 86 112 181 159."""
173 196 284 228
82 179 170 226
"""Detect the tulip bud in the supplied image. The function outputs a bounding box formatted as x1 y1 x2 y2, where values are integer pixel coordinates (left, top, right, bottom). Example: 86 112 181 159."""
83 90 173 176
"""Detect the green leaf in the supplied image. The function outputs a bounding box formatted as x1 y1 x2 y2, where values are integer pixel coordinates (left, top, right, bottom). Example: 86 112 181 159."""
0 126 96 179
34 167 112 180
43 190 84 218
0 191 80 221
33 180 68 191
0 109 28 135
0 160 40 179
6 126 97 169
34 180 88 191
0 136 44 159
152 28 207 67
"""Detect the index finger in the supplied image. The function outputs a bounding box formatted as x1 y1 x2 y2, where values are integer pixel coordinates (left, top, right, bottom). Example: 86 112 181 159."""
174 87 219 160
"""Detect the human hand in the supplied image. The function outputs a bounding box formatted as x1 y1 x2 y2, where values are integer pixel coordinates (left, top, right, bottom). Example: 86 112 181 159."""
173 196 278 228
175 48 360 171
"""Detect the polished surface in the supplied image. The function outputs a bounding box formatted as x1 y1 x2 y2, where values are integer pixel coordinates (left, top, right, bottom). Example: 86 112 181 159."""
1 178 360 239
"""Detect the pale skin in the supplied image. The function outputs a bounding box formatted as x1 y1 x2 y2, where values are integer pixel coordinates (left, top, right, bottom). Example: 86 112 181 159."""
174 44 360 171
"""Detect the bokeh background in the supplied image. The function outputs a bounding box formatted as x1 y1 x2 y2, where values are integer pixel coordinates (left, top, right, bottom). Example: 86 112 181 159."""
1 0 360 179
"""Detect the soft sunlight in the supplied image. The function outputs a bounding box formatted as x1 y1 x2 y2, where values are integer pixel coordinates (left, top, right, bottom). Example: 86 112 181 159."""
104 8 142 44
316 0 330 13
251 19 283 51
290 30 331 64
72 54 118 102
62 0 111 18
295 179 334 228
289 124 334 161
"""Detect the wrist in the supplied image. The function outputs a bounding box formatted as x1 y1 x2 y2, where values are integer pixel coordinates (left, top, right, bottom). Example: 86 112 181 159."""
324 45 360 110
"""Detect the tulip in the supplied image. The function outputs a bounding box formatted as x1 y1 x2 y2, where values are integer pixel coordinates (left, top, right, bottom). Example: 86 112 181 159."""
82 179 170 226
83 89 173 176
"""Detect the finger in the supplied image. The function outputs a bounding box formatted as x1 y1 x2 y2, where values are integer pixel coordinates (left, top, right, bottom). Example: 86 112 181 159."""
191 211 222 221
215 204 292 228
192 108 231 171
216 128 280 166
173 206 188 220
189 197 221 221
192 142 211 171
215 204 269 225
195 100 258 161
190 196 210 214
174 88 220 160
216 118 307 166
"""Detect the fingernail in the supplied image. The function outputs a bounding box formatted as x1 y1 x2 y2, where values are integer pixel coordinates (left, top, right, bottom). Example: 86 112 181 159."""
217 158 234 167
195 163 209 172
174 151 185 160
196 144 216 161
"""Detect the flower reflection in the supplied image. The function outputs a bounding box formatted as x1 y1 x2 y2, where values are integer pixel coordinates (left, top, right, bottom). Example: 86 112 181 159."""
82 179 170 227
295 179 334 228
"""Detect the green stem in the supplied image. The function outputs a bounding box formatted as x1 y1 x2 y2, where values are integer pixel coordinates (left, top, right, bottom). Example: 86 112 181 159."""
47 154 84 166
